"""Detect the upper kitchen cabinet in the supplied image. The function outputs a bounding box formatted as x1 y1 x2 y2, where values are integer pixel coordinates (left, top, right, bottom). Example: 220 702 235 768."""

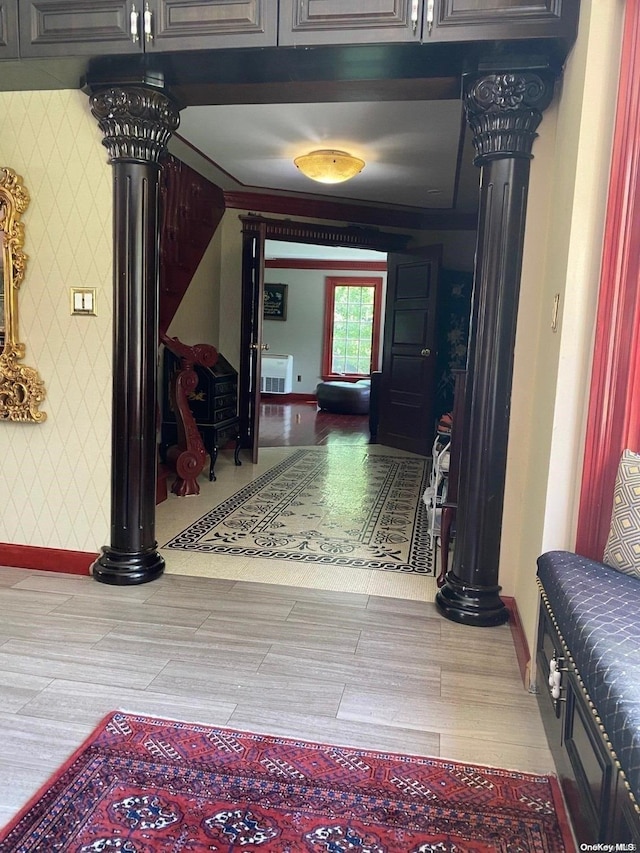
18 0 277 58
279 0 578 47
426 0 579 43
0 2 19 58
278 0 425 46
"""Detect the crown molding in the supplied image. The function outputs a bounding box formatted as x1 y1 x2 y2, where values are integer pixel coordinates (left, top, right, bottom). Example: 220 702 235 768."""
226 191 477 232
266 259 387 270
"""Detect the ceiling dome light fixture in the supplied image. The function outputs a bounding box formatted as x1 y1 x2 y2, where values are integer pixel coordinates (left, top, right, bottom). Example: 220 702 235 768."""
294 149 365 184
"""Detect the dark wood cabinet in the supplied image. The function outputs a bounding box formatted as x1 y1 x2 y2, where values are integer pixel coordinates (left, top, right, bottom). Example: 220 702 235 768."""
15 0 579 59
427 0 579 43
0 1 19 58
19 0 134 56
18 0 276 58
153 0 276 51
536 599 640 845
161 348 241 483
613 781 640 846
279 0 578 47
279 0 424 46
563 675 616 842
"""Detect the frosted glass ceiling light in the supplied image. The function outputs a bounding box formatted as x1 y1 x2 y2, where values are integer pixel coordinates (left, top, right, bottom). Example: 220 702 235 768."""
294 149 365 184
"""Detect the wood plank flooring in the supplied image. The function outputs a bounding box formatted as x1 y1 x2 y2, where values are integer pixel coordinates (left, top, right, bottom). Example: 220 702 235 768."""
0 565 557 829
259 397 370 446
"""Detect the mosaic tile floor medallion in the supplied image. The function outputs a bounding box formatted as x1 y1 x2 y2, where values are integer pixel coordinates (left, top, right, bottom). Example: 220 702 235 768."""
164 449 434 574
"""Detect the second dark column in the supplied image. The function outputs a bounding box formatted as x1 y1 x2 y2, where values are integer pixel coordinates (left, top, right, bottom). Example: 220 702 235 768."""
436 71 555 626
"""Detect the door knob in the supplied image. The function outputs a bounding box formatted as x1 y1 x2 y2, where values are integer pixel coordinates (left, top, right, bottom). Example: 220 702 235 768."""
420 348 431 357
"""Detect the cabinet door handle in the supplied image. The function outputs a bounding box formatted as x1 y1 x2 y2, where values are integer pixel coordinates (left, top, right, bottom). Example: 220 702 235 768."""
144 2 153 42
411 0 419 34
420 348 431 357
250 343 270 351
426 0 435 36
130 3 140 42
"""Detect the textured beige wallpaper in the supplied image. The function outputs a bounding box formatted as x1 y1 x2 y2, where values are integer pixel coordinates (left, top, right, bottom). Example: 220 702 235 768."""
0 90 112 552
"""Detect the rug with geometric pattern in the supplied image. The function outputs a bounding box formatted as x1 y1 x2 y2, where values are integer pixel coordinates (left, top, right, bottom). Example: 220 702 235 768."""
0 711 574 852
164 449 434 574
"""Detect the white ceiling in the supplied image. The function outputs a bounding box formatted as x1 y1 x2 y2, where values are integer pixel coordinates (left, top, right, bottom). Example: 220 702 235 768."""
265 240 386 261
175 99 478 213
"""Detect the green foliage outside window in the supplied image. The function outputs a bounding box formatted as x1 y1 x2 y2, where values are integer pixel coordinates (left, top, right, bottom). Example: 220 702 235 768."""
331 285 375 375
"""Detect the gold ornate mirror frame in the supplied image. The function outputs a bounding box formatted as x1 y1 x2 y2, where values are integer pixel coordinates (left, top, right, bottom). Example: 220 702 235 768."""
0 168 46 422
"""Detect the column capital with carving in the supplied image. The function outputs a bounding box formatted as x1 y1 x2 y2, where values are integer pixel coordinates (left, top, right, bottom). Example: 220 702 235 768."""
463 71 556 164
89 86 180 165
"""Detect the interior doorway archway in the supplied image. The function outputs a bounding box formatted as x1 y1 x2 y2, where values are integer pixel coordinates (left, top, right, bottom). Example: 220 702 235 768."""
239 216 412 463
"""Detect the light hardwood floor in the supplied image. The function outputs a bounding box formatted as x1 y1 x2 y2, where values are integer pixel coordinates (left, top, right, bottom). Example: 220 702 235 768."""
0 563 557 829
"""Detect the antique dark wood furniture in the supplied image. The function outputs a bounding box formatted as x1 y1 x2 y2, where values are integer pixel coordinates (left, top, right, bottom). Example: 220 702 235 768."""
161 341 241 488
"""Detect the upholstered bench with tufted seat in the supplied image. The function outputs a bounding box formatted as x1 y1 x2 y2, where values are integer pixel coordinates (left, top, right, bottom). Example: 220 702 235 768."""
535 449 640 844
316 379 370 415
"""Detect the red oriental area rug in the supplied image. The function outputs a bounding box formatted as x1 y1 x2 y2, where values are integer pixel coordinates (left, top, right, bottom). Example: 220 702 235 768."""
0 711 573 852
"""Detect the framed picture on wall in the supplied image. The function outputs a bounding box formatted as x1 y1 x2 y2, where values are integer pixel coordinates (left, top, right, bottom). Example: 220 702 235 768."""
264 283 288 321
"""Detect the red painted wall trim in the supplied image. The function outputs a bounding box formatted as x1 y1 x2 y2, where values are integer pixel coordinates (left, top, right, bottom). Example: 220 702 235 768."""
576 0 640 559
502 596 530 688
266 259 387 271
0 543 95 575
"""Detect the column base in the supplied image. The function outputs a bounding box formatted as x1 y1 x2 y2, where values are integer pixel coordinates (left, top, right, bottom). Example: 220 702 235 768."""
435 572 509 627
92 545 165 585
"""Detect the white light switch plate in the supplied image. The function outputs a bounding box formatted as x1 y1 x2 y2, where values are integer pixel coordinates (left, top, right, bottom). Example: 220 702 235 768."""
70 288 97 316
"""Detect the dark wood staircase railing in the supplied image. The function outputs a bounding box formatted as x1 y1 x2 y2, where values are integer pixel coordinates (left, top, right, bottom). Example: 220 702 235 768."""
161 332 219 497
159 154 225 333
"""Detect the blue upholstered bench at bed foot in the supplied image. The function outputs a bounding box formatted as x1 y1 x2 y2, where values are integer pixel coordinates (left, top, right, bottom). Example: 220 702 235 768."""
537 550 640 807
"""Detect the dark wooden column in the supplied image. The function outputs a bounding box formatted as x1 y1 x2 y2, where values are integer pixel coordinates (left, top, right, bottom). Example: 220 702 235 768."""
88 85 180 585
435 71 555 626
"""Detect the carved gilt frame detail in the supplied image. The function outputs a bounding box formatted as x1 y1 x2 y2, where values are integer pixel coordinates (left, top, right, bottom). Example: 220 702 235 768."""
0 168 46 423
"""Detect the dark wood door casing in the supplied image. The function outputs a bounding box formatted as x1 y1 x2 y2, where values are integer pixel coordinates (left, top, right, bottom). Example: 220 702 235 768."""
239 222 266 465
237 216 413 463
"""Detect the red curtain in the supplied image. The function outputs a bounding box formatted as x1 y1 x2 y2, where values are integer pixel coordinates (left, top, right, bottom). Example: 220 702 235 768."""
575 0 640 559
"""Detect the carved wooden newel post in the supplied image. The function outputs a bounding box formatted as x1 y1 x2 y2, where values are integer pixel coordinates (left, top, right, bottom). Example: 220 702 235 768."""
435 71 555 626
89 85 180 585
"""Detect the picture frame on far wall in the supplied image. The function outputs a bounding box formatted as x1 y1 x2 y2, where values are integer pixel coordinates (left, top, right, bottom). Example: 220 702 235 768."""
264 283 288 321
